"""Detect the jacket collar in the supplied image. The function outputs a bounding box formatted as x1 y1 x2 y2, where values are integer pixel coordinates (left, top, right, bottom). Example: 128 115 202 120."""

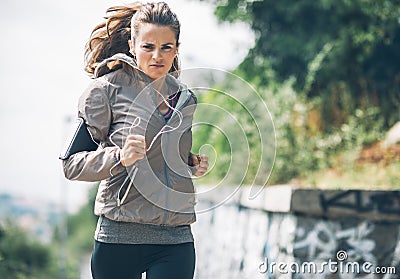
94 53 191 110
94 53 141 78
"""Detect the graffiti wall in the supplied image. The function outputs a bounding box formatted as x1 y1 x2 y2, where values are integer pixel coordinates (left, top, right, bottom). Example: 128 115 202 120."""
192 186 400 279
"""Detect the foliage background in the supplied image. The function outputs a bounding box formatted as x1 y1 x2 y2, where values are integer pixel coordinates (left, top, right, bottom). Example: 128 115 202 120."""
193 0 400 188
2 0 399 277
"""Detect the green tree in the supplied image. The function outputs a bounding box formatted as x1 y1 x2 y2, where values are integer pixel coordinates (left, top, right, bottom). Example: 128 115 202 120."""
212 0 400 129
66 184 98 254
52 184 98 279
0 223 58 279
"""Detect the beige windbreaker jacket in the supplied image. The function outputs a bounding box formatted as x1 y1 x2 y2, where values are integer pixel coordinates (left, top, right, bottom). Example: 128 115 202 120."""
63 54 197 226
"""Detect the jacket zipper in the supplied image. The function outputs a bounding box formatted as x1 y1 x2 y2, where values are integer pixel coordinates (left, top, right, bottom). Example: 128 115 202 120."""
161 90 192 225
171 90 192 118
162 133 170 225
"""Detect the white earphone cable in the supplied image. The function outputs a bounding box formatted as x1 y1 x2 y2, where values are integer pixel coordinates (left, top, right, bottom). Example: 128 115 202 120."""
107 84 184 176
146 85 183 151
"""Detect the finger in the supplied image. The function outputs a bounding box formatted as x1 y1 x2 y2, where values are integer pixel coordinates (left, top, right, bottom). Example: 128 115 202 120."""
127 141 146 150
189 154 200 166
133 148 146 155
199 160 209 168
126 134 145 141
196 164 207 173
199 154 208 162
196 170 206 176
135 153 145 159
198 168 207 175
124 144 146 155
127 140 147 148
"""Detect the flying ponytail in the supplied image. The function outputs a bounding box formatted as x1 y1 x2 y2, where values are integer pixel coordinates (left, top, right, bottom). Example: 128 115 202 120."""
84 3 141 75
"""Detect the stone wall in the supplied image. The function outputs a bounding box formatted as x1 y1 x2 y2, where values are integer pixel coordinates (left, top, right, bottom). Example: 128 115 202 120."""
192 185 400 279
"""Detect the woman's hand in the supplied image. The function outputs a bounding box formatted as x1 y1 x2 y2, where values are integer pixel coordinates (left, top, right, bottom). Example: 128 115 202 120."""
119 135 146 167
191 154 209 177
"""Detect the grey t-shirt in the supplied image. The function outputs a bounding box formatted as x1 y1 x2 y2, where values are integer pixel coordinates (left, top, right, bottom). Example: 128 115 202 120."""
94 215 194 244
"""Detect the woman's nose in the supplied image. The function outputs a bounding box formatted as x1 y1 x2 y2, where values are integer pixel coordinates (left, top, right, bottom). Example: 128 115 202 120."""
152 48 162 60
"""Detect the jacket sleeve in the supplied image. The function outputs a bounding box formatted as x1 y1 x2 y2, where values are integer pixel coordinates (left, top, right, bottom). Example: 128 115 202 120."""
62 78 125 182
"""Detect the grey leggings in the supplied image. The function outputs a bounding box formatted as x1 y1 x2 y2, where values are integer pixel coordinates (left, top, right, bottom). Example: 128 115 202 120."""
91 241 195 279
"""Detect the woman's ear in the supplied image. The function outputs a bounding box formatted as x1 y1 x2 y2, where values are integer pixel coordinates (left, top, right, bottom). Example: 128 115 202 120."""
128 40 135 56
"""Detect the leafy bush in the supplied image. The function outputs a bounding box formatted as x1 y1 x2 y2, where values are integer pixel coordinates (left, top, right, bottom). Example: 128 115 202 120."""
263 85 386 184
192 76 387 186
0 222 58 279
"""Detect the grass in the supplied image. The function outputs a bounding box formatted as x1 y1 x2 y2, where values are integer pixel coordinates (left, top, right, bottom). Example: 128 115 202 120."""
293 143 400 190
295 161 400 190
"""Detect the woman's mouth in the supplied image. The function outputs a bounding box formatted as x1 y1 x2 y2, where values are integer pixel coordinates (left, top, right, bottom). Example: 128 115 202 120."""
149 64 164 68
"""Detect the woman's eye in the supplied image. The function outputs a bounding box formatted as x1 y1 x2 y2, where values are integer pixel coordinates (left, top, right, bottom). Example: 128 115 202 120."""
140 44 174 52
142 45 154 50
162 46 173 51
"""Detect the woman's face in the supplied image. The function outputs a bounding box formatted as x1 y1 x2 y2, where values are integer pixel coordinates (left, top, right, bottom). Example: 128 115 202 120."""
131 23 179 81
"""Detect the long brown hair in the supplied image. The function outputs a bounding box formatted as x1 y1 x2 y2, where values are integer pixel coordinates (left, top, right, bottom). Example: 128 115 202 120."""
84 2 181 77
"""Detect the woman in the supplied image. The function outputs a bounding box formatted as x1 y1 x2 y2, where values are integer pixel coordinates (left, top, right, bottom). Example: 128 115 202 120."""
62 2 208 278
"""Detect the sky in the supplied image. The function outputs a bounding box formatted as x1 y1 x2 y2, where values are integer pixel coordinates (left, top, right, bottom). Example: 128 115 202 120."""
0 0 255 212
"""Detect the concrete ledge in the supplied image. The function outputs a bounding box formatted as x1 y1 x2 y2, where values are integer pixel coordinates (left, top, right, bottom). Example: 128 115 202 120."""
239 185 293 212
197 184 400 221
291 188 400 221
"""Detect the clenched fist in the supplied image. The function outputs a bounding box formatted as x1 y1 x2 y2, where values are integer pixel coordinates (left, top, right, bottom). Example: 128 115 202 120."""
119 135 146 167
191 154 209 177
